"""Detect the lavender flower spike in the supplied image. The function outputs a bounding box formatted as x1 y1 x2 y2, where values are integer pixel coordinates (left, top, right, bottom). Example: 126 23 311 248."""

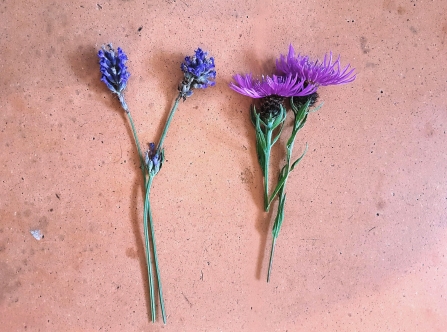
179 48 216 100
276 44 356 88
98 44 131 110
229 73 317 99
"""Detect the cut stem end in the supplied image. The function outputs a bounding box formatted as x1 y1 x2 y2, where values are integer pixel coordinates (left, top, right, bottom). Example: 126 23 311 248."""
267 237 277 283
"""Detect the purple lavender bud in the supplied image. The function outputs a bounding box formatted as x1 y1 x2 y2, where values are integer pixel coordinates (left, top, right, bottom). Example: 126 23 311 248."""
145 143 163 176
98 44 131 95
179 48 216 100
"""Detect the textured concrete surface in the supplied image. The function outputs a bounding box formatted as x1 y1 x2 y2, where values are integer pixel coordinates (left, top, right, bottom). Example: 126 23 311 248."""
1 0 447 331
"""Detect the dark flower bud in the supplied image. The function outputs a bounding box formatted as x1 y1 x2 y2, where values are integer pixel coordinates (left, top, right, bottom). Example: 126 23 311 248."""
292 92 319 109
259 95 285 122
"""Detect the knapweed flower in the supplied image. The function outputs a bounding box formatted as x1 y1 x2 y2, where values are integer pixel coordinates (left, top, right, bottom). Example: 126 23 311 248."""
179 48 216 100
145 143 163 176
260 45 357 282
230 73 316 99
230 73 317 121
276 45 356 88
98 44 131 110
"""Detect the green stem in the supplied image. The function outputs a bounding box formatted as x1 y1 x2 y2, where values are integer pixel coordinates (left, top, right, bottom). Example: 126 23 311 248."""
266 111 304 281
126 112 146 175
143 180 156 322
266 124 301 211
267 173 287 283
145 177 167 324
120 94 157 320
157 94 182 151
120 95 147 186
264 129 272 211
267 237 277 283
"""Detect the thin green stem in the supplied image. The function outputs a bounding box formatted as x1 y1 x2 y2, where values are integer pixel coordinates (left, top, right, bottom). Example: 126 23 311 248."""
267 109 306 281
157 94 182 151
266 125 300 211
143 180 156 322
126 112 146 176
267 237 277 283
120 94 156 320
120 95 147 186
264 129 272 212
145 177 167 324
268 172 287 283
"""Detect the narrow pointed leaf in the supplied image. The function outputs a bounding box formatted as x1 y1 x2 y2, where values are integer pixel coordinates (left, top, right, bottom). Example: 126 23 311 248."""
291 98 309 121
272 105 287 129
308 102 324 113
290 143 308 171
267 165 288 208
271 119 286 146
295 113 308 132
250 105 257 126
272 191 287 237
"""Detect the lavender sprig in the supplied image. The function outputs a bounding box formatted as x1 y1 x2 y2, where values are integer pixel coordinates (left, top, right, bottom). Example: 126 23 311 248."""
98 44 159 322
143 47 215 323
99 44 216 323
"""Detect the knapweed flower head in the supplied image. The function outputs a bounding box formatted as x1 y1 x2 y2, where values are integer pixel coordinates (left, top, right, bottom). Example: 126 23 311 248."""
276 45 356 88
179 48 216 100
230 73 317 121
98 44 131 95
145 143 163 176
229 73 316 99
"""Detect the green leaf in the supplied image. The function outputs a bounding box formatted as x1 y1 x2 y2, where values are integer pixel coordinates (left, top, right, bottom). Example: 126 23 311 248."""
251 105 267 129
272 105 287 129
271 118 286 146
250 106 268 170
250 104 257 126
272 191 287 237
291 99 310 131
309 101 324 113
255 125 266 150
267 165 288 207
290 143 308 171
290 97 299 113
255 137 265 170
291 97 311 117
265 117 275 130
295 113 308 132
256 143 265 171
253 111 266 148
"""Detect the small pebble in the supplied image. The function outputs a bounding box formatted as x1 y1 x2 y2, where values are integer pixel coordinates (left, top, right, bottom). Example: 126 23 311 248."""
30 229 44 240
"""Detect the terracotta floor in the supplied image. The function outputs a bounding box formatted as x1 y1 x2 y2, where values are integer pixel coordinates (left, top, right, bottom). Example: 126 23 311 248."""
1 0 447 331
